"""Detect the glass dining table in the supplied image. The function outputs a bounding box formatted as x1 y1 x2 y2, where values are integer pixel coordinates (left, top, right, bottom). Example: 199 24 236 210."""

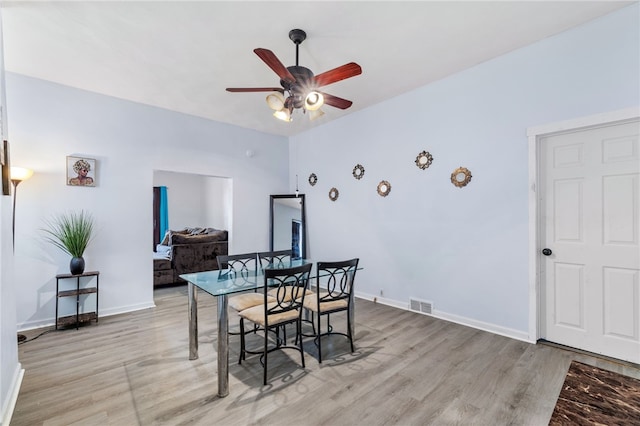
180 259 314 398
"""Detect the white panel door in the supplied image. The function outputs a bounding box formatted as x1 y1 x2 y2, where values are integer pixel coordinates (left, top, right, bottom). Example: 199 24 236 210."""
540 120 640 363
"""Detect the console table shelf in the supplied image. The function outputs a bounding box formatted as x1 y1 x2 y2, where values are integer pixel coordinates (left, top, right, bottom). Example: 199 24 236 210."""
58 287 97 298
57 312 98 327
55 271 99 330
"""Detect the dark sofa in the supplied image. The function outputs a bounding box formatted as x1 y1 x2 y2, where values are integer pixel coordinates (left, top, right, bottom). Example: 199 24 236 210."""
153 227 229 286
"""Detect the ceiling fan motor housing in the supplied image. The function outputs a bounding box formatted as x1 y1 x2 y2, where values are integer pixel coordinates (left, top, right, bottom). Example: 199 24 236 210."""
282 66 315 109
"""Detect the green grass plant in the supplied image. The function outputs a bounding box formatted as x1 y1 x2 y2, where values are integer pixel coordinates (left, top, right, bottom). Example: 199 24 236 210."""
42 210 94 258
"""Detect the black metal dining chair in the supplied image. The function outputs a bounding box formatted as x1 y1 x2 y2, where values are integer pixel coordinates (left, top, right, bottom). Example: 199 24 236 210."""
259 250 314 301
238 262 313 385
217 253 275 335
258 249 294 269
302 258 359 363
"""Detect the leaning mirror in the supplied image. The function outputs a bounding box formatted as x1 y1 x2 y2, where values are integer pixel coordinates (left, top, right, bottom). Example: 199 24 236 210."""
270 194 306 259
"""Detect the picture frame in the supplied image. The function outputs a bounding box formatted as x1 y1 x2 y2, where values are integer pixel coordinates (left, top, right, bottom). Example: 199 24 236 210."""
67 156 96 187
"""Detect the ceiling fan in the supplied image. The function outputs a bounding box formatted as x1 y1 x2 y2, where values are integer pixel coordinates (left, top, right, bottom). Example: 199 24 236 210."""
226 29 362 122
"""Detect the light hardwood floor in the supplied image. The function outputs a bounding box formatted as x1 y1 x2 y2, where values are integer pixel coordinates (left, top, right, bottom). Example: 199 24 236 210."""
12 285 640 426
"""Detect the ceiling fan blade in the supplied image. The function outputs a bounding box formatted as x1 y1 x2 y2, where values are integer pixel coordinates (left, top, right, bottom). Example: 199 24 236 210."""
313 62 362 87
254 48 296 84
320 92 353 110
226 87 284 93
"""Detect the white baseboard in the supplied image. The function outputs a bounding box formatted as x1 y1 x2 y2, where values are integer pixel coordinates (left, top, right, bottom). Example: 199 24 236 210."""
431 310 533 343
355 291 534 344
17 301 156 332
98 301 156 318
1 363 24 426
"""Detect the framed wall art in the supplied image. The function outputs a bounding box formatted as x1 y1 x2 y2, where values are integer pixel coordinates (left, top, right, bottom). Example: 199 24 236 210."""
352 164 365 180
67 156 96 187
451 166 472 188
377 180 391 197
415 150 433 169
328 187 339 201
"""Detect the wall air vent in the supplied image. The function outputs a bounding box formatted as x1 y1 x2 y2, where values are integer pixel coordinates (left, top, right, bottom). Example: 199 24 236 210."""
409 298 433 315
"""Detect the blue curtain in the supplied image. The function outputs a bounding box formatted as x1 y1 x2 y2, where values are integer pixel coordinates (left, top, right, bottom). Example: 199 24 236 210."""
159 186 169 242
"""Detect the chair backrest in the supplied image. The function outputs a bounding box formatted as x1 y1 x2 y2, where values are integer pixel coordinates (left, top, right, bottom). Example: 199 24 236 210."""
216 253 258 277
316 258 359 303
258 249 293 270
264 262 312 319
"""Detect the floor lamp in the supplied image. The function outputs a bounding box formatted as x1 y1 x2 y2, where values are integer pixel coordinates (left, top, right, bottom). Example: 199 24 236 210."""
11 167 33 343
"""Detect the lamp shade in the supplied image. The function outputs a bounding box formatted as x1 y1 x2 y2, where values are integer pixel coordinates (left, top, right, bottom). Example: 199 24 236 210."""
266 92 285 111
10 167 34 182
309 109 325 121
273 109 292 122
304 91 324 111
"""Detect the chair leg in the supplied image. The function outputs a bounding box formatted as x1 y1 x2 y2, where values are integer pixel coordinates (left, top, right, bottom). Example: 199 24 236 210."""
296 309 316 345
317 312 323 363
263 326 269 385
347 307 355 353
239 318 245 364
310 310 317 335
297 319 305 368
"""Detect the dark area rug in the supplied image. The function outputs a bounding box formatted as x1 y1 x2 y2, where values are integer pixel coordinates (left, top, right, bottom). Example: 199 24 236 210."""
549 361 640 425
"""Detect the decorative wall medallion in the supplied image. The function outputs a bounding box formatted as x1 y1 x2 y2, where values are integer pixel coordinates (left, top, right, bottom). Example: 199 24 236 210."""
415 151 434 170
352 164 365 180
329 187 339 201
308 173 318 186
451 167 472 188
377 180 391 197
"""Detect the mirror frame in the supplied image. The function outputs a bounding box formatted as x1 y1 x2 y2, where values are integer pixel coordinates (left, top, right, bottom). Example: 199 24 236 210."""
270 194 307 259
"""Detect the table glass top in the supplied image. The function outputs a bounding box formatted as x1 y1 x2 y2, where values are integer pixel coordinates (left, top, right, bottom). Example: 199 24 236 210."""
179 259 313 297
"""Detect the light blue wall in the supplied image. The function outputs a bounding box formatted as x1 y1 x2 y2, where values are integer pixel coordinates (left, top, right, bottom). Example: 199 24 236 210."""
6 73 289 330
291 4 639 337
0 10 22 426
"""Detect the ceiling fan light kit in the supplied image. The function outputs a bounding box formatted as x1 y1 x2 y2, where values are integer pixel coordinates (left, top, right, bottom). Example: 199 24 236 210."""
227 28 361 122
266 92 285 111
308 109 325 121
273 108 292 122
304 91 324 111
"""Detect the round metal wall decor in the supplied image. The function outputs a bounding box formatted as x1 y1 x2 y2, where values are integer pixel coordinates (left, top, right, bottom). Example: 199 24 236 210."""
377 180 391 197
451 167 472 188
329 187 339 201
352 164 365 180
415 151 434 170
308 173 318 186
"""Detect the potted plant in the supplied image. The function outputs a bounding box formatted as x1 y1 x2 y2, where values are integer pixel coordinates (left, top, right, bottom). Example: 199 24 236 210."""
42 210 95 275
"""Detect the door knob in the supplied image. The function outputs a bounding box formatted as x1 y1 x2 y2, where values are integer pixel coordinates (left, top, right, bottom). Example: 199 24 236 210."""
542 248 552 256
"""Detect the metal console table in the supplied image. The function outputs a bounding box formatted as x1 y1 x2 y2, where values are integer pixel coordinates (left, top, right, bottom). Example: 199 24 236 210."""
55 270 99 330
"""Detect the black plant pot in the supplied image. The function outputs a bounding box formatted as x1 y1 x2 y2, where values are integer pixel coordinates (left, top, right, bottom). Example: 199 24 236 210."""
70 256 85 275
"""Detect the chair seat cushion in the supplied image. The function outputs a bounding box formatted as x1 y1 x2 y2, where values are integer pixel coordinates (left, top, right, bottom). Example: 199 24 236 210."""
239 303 300 327
267 287 314 302
229 293 275 311
303 293 348 313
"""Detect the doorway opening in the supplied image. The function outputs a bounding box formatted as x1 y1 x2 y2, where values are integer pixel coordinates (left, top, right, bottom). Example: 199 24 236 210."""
152 170 232 290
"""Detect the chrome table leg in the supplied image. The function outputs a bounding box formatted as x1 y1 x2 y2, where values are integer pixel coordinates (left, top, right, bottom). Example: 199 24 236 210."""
217 294 229 397
188 283 198 360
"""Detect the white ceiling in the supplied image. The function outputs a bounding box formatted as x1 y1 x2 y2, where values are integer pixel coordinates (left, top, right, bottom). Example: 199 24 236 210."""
1 1 633 137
